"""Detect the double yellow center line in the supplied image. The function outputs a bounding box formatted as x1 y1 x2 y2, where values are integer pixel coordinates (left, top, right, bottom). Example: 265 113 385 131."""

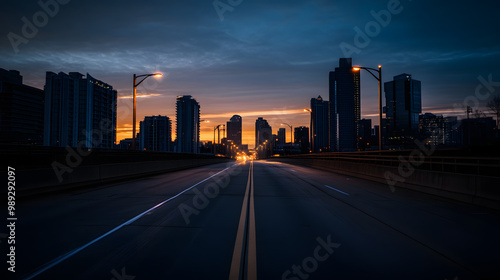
229 160 257 280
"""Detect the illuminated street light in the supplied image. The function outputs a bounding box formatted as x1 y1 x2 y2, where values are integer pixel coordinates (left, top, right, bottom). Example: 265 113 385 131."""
132 73 162 150
352 65 382 151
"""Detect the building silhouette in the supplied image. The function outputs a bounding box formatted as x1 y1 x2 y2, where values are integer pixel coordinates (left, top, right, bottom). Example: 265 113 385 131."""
269 133 276 151
255 117 272 149
419 113 445 146
444 116 459 146
277 128 286 146
175 95 200 153
358 118 372 150
294 126 309 153
329 58 360 152
140 115 172 152
384 73 422 147
43 72 117 148
460 117 496 146
227 115 242 147
0 69 44 145
310 95 329 153
118 138 138 150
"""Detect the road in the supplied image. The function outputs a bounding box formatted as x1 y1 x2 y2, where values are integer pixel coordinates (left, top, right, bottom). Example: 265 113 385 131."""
9 160 500 279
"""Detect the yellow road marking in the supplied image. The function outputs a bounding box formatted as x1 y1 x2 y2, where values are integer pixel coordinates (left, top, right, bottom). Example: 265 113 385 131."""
229 160 257 280
248 161 257 280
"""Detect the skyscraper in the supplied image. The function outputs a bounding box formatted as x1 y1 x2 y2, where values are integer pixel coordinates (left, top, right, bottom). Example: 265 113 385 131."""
175 95 200 153
139 115 172 152
294 126 309 153
277 128 286 146
329 58 360 152
44 72 117 148
384 73 422 146
255 117 272 149
227 115 242 147
0 69 44 145
310 96 329 153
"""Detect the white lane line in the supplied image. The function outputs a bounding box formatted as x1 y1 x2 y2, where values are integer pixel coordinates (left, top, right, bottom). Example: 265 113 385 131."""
324 185 350 196
23 165 236 280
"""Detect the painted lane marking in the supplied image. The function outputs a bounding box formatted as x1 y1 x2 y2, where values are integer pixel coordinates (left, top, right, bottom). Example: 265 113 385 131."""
23 165 235 280
229 160 257 280
324 185 350 196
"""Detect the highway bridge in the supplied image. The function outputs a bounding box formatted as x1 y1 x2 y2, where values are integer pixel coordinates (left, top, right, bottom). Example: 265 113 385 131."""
2 147 500 279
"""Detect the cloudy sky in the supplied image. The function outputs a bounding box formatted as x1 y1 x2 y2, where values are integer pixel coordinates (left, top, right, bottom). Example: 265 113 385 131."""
1 0 499 147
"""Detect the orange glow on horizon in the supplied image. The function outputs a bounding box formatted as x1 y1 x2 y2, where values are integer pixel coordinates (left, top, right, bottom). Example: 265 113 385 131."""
116 110 311 149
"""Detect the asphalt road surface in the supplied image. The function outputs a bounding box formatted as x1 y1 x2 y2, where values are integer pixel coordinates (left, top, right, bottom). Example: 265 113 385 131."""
7 160 500 279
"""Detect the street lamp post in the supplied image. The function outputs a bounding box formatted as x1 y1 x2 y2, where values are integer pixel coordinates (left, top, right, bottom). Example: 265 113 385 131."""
132 73 162 150
213 124 222 155
264 140 269 158
352 65 382 151
281 123 293 144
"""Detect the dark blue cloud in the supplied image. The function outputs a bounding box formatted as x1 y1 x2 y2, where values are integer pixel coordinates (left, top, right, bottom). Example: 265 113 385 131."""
1 0 499 124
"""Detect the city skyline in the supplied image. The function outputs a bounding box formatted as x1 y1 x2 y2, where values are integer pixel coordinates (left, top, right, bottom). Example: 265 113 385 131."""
2 65 499 150
1 0 499 148
2 2 500 279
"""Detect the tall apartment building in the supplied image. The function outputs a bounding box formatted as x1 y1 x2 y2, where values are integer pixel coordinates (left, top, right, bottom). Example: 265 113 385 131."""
176 95 200 153
0 69 44 145
43 71 117 148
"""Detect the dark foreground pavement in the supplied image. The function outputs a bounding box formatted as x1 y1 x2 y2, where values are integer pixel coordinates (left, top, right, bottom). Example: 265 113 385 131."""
5 160 500 280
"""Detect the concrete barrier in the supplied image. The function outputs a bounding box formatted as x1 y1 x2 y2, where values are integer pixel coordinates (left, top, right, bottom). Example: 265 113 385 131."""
270 158 500 210
15 158 232 197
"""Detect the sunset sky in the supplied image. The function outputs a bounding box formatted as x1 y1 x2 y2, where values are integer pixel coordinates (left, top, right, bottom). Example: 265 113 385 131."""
1 0 499 148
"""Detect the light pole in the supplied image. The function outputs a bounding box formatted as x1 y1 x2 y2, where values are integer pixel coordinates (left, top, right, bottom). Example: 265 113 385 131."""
353 65 382 151
264 140 269 158
132 73 162 150
213 124 222 155
281 123 293 144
